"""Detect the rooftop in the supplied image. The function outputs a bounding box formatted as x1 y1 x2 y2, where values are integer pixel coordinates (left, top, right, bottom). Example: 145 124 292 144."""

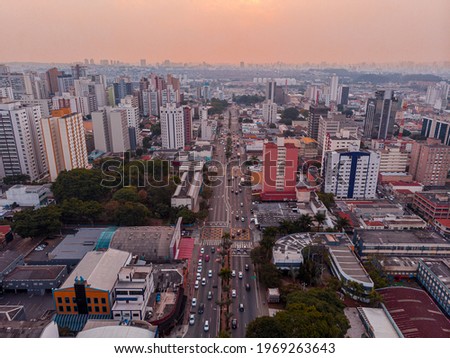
60 249 131 291
328 245 373 285
110 226 175 262
357 307 401 338
4 265 66 281
378 287 450 338
421 259 450 290
436 219 450 228
0 250 23 273
355 229 450 245
415 191 450 206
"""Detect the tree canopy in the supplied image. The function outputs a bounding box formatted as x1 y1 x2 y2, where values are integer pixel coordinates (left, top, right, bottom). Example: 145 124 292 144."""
281 107 299 121
13 206 62 238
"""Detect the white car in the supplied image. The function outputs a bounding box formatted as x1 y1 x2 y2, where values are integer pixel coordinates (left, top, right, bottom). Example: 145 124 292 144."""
196 273 201 280
198 259 203 266
200 247 205 254
208 270 213 278
189 314 195 325
192 298 197 307
231 270 236 277
194 280 199 289
231 289 237 298
238 271 243 279
204 320 210 332
197 266 202 273
241 217 245 222
201 278 206 286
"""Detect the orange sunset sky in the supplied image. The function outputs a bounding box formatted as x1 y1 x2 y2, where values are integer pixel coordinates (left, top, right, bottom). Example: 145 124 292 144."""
1 0 449 64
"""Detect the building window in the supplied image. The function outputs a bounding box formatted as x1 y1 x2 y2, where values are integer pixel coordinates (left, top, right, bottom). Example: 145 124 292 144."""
58 306 64 312
101 298 106 304
57 297 62 304
94 298 98 304
66 306 71 312
87 298 91 304
88 306 92 312
65 297 70 304
102 306 107 313
95 306 100 313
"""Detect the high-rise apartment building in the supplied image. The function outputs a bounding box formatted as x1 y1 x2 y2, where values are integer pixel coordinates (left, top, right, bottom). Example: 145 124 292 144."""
364 90 400 139
262 101 277 124
46 67 61 96
330 74 339 102
92 107 130 153
57 74 74 95
160 103 185 149
308 103 329 141
261 137 299 201
425 82 449 110
0 101 47 181
409 138 450 187
323 149 380 199
421 115 450 146
183 106 192 144
378 145 409 173
71 64 87 80
41 112 88 181
338 85 349 105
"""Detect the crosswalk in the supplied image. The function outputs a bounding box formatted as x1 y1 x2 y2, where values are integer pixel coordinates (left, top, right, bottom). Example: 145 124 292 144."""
201 240 254 250
202 239 222 246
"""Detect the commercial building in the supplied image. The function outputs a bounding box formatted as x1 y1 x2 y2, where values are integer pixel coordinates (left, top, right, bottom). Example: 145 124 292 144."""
377 145 409 173
0 101 48 181
323 149 380 199
112 266 154 321
329 74 339 102
353 229 450 258
171 170 203 212
412 191 450 221
3 265 67 295
434 218 450 236
357 307 402 338
0 250 24 287
160 103 185 149
41 112 89 181
182 106 192 144
363 90 400 139
53 249 132 316
409 138 450 187
261 138 299 201
420 114 450 146
417 259 450 316
272 232 374 297
377 287 450 338
0 184 51 208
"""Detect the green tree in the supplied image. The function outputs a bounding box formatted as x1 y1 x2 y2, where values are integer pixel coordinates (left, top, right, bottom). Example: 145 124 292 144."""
52 169 110 202
176 207 196 225
259 262 281 287
317 192 335 209
217 330 231 338
113 201 150 226
335 216 350 232
60 198 103 224
219 268 232 285
298 214 313 232
246 316 284 338
281 107 299 121
2 174 30 185
113 187 139 202
314 212 327 232
13 206 62 238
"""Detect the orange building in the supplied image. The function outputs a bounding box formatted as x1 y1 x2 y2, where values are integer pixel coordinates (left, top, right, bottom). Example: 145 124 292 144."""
53 249 131 315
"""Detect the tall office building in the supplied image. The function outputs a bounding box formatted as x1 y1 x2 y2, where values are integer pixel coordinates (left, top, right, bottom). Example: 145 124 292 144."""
262 101 278 124
363 90 400 139
113 77 133 105
330 74 339 102
266 81 276 101
409 138 450 187
338 85 349 105
0 101 47 181
425 82 449 110
91 110 110 153
46 67 61 96
160 103 185 149
421 115 450 146
261 137 299 201
41 112 88 181
308 103 329 141
183 106 192 144
71 64 87 80
323 149 380 199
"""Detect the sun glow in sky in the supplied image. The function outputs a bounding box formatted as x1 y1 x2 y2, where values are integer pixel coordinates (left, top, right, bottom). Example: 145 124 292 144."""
1 0 449 64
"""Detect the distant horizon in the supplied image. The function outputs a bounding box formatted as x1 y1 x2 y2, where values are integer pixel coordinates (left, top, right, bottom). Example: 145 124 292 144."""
2 0 449 65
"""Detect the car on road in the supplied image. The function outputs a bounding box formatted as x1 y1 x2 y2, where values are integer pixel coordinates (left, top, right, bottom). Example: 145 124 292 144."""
198 303 205 314
240 202 243 207
201 278 206 286
204 320 209 332
239 303 244 312
241 217 245 222
197 266 202 273
235 191 238 195
207 291 213 300
198 259 203 265
231 289 237 298
245 283 251 291
231 189 234 193
245 264 249 271
200 247 205 254
192 298 197 307
231 318 238 329
238 271 243 279
196 273 201 280
211 247 215 253
189 314 195 325
235 215 239 220
208 269 213 277
231 270 236 277
194 280 199 289
205 255 210 262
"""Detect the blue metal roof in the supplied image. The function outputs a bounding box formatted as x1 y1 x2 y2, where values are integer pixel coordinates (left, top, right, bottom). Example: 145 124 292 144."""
95 227 117 251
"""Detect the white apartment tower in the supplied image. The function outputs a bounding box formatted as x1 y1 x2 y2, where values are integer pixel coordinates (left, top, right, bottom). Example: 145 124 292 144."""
330 74 339 102
92 108 131 153
323 148 380 199
160 103 185 149
262 101 278 124
41 113 88 181
0 101 47 181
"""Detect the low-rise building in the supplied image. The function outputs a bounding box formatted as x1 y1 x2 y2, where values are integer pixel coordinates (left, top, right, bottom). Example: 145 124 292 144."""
0 250 24 287
417 259 450 316
412 191 450 221
3 265 67 295
353 229 450 258
434 218 450 236
171 170 202 212
357 307 402 338
112 266 154 322
0 184 52 208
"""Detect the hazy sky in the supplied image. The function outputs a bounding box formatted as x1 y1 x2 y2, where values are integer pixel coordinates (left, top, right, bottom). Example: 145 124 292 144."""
2 0 449 64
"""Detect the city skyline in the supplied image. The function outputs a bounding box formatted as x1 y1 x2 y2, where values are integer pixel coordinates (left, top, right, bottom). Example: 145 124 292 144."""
1 0 449 65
